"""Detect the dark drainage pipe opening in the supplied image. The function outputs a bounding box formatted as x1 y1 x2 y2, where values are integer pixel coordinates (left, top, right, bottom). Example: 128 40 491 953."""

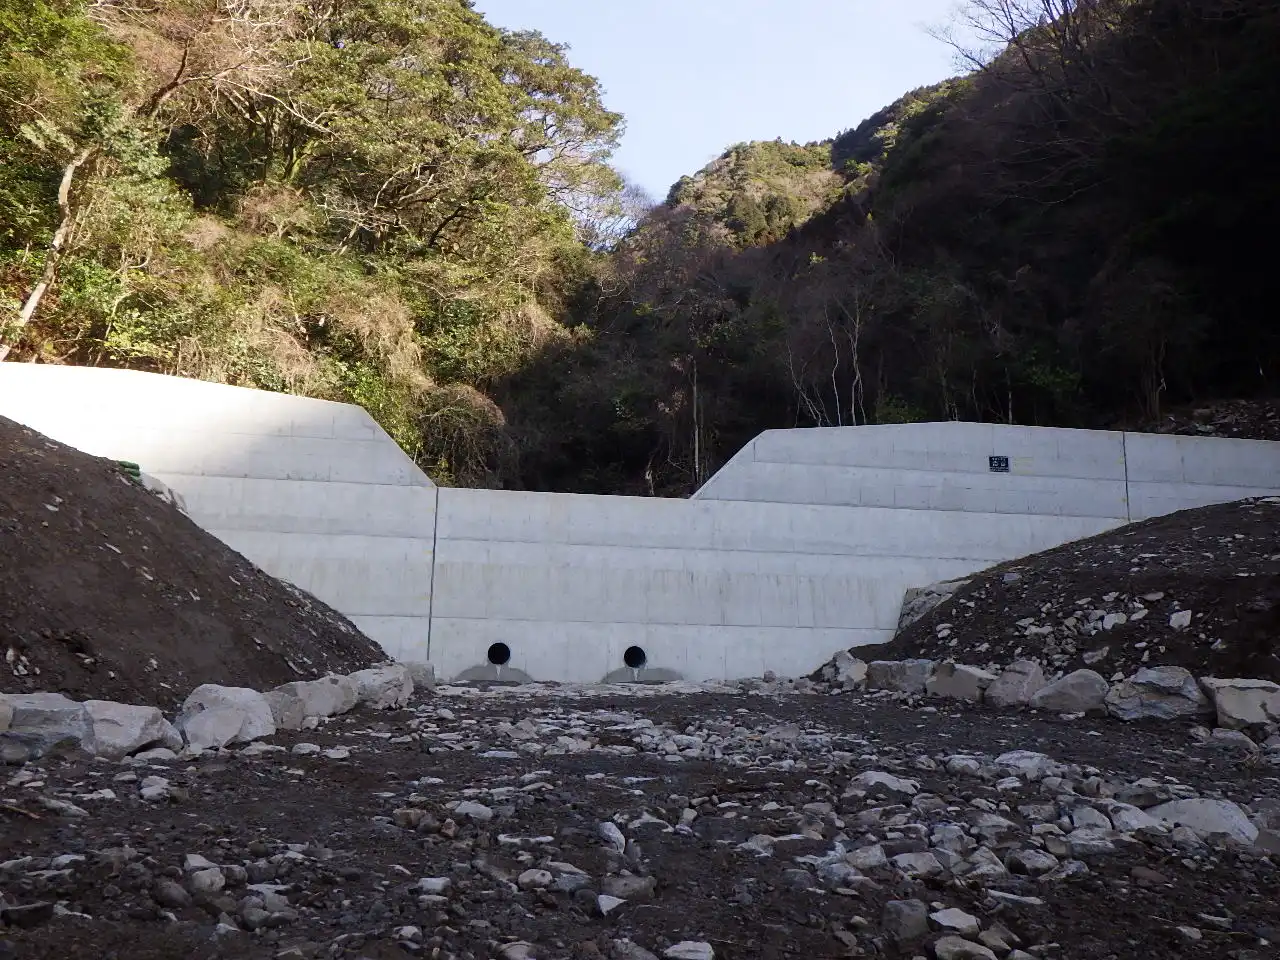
623 646 647 669
487 642 511 666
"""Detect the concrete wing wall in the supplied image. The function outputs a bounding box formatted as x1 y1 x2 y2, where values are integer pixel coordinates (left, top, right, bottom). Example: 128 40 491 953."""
695 421 1280 523
1123 432 1280 520
0 364 438 663
694 423 1131 518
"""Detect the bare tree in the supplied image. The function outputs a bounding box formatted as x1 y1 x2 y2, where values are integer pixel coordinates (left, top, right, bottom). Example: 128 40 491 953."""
575 180 655 251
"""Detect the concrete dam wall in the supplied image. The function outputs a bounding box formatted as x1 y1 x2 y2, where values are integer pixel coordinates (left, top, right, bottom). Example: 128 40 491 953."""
4 364 1279 682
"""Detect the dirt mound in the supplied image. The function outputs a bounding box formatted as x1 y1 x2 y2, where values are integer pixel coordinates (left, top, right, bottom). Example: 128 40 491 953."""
0 416 384 708
855 497 1280 682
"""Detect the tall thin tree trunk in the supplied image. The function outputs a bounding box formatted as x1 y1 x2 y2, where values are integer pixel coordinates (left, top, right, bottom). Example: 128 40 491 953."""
1 146 94 362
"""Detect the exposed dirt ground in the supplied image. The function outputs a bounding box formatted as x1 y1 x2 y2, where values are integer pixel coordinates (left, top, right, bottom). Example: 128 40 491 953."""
860 497 1280 683
2 688 1277 960
0 417 383 709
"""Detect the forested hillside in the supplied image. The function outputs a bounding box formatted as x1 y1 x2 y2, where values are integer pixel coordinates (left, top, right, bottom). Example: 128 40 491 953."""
4 0 1278 495
0 0 628 483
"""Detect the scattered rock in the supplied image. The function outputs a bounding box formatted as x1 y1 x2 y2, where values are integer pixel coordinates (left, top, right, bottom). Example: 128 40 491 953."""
349 664 414 709
270 675 360 729
931 907 981 936
84 700 182 760
663 944 714 960
849 770 918 799
984 660 1046 708
883 899 930 942
1029 669 1109 714
926 663 998 702
1200 678 1280 730
821 651 867 688
867 659 936 694
933 936 998 960
1104 666 1211 721
1147 798 1258 844
176 685 275 751
898 579 969 630
0 692 94 756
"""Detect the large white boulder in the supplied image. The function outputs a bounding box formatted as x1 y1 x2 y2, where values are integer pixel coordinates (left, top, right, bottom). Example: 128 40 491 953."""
267 675 360 730
177 685 275 751
350 664 414 709
0 692 94 755
1147 798 1258 845
1029 669 1109 714
1104 666 1211 721
925 663 997 702
985 661 1046 708
1200 678 1280 730
821 650 868 688
403 661 437 694
85 701 183 760
866 660 936 695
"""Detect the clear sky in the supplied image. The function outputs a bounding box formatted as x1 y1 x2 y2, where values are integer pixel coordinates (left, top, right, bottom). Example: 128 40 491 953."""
473 0 968 200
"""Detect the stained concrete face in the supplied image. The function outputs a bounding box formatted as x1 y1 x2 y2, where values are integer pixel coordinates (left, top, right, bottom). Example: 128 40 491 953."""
4 365 1280 684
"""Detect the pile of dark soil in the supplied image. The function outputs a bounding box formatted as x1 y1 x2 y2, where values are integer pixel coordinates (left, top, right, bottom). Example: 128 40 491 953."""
857 497 1280 682
0 416 383 708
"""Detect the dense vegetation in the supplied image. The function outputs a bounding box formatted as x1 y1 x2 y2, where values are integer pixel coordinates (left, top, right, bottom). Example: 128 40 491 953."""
0 0 626 482
4 0 1278 495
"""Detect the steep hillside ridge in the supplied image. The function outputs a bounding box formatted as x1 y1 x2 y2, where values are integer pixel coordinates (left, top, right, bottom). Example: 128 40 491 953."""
664 140 842 248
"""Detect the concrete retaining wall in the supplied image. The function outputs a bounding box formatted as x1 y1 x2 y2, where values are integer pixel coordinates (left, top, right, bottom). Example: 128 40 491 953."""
4 365 1280 683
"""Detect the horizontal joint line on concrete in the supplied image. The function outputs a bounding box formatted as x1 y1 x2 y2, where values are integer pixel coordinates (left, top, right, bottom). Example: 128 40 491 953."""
156 472 435 489
435 537 1092 562
205 527 435 544
433 616 885 631
692 496 1126 518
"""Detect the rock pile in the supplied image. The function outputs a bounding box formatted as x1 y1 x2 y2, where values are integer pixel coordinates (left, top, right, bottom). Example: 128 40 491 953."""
0 663 423 764
816 653 1280 746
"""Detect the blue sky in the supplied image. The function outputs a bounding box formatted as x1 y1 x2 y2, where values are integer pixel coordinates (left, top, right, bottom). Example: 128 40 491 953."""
474 0 969 200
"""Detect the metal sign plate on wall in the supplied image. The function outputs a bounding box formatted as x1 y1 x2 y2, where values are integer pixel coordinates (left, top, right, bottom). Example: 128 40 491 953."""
989 456 1010 473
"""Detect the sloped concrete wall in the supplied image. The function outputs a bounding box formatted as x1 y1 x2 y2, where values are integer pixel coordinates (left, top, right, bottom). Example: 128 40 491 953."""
695 422 1280 522
4 365 1280 683
0 364 438 662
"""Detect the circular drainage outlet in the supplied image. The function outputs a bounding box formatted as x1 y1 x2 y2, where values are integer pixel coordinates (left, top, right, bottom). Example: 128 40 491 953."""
623 645 647 669
487 642 511 666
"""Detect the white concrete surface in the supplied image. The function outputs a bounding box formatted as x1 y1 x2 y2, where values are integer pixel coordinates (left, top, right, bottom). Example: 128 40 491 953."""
4 366 1280 683
696 422 1280 523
